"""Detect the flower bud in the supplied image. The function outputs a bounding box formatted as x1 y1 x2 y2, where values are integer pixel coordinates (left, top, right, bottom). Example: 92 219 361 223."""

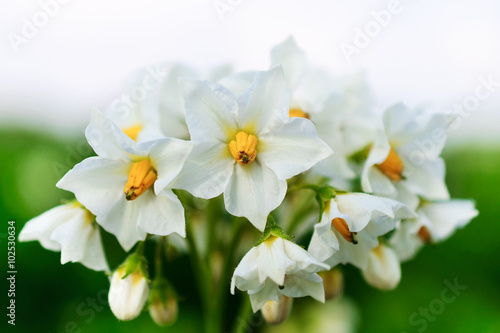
261 295 293 325
320 268 344 300
108 254 149 321
362 244 401 290
148 279 178 326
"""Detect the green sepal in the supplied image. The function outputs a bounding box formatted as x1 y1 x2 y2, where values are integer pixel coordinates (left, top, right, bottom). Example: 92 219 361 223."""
119 241 149 282
254 215 294 246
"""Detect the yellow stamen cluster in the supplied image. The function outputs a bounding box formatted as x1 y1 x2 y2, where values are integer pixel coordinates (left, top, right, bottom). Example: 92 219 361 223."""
123 159 157 201
123 124 143 142
376 147 404 181
228 131 258 166
288 108 310 119
332 218 358 244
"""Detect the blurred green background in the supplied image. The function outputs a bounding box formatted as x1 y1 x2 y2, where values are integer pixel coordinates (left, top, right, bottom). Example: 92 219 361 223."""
1 128 499 333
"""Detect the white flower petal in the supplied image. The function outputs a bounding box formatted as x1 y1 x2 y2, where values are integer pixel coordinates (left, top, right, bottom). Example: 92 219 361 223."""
282 271 325 303
85 109 139 161
237 66 290 135
382 103 421 144
224 161 287 231
335 193 395 232
248 279 280 313
361 133 394 195
148 138 194 193
363 197 416 237
169 142 234 199
231 247 261 294
56 157 129 218
404 158 450 200
256 238 296 285
390 219 425 262
258 117 332 180
19 204 76 251
325 231 378 270
308 226 339 263
157 64 198 139
218 71 256 96
98 192 148 251
136 189 186 238
397 113 448 160
270 36 307 91
394 182 420 211
365 167 397 197
420 200 478 241
283 239 329 273
51 214 109 272
180 79 238 142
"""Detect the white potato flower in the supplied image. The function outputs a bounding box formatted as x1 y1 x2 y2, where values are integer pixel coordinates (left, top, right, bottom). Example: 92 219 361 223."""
390 199 478 261
19 201 108 272
57 110 193 251
361 103 450 204
231 236 329 312
170 66 332 230
220 37 376 187
308 193 415 270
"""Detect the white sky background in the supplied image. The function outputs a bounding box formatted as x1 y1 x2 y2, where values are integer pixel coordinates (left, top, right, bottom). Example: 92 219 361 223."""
0 0 499 144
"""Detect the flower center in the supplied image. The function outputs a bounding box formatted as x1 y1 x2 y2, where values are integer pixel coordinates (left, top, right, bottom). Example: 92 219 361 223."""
123 159 157 200
228 131 258 165
264 235 278 246
376 147 404 181
331 218 358 244
417 226 431 243
288 108 310 119
123 124 143 142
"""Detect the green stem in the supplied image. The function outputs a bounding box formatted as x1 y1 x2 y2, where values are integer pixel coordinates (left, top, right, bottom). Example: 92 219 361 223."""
287 191 316 235
154 237 166 279
176 190 215 333
214 220 246 332
185 218 216 331
286 183 320 194
232 296 253 333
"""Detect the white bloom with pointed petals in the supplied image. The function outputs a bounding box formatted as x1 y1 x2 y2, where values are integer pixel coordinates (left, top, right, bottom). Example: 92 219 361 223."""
57 110 194 251
170 66 332 230
270 37 335 114
231 236 329 312
154 63 233 139
109 266 149 321
361 244 401 290
19 202 108 272
390 199 478 261
308 193 415 270
361 103 450 203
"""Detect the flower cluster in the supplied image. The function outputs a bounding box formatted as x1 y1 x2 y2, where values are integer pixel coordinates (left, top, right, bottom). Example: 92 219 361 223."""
20 37 478 328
